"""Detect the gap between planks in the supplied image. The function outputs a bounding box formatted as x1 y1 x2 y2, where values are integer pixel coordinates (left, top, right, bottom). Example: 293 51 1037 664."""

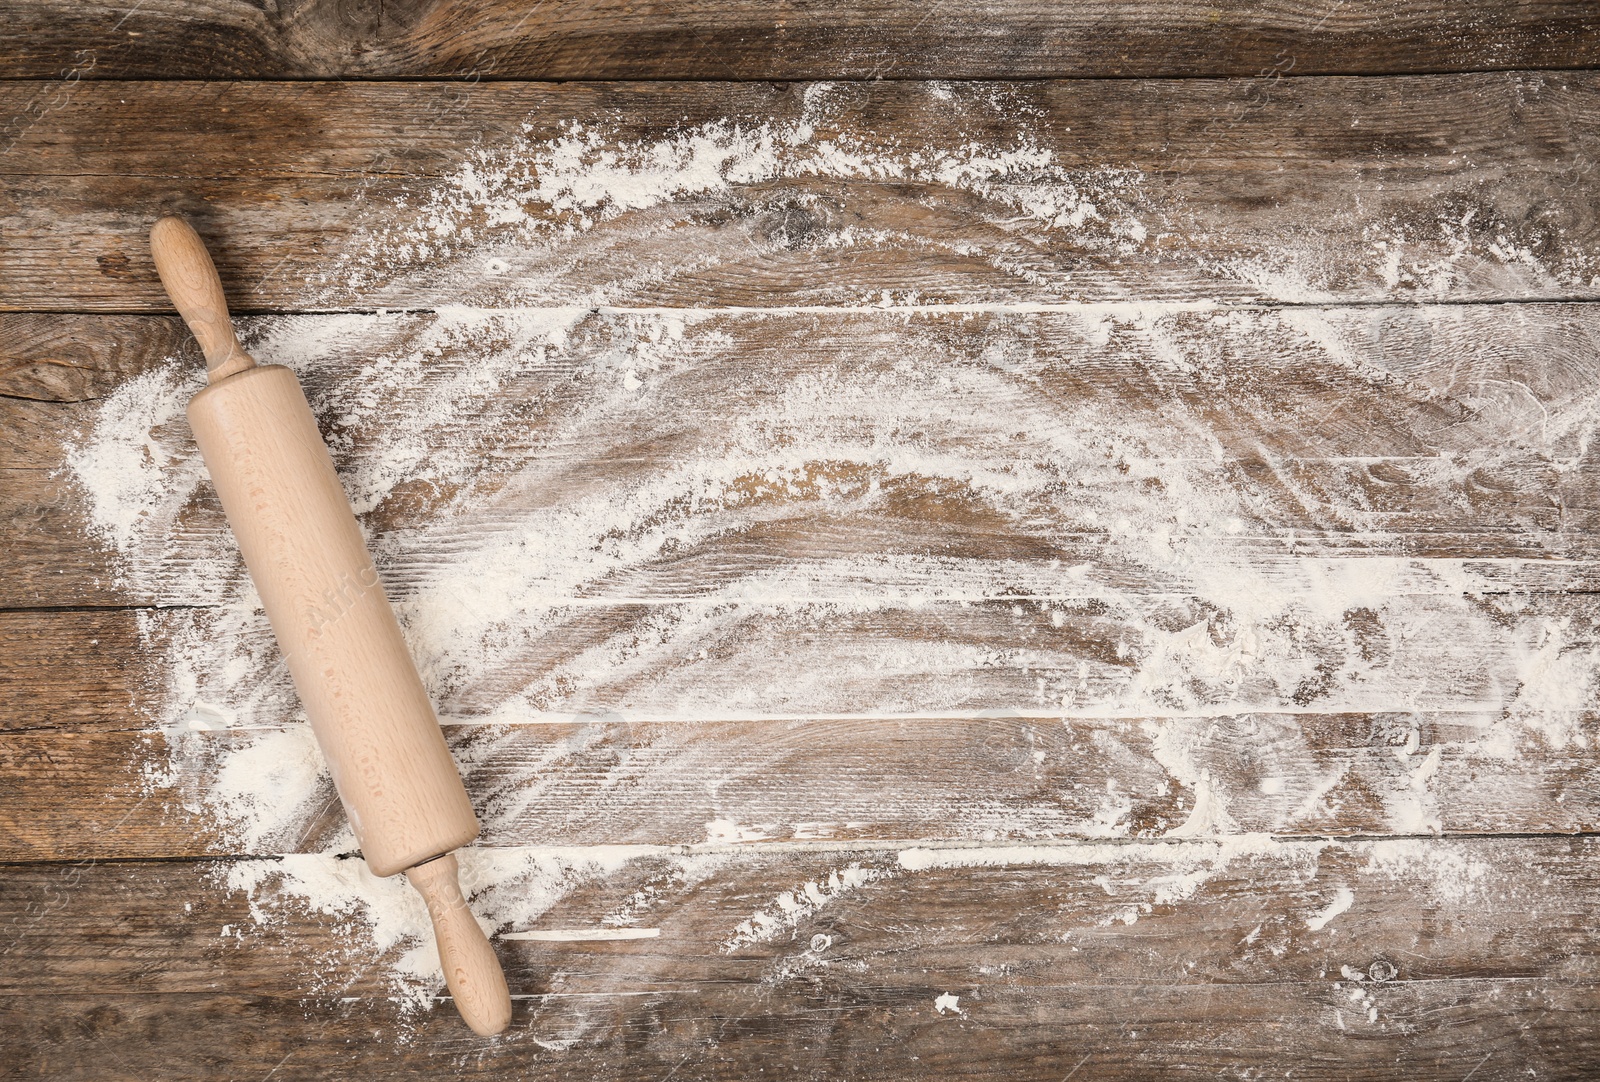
5 829 1598 869
10 67 1600 86
15 297 1600 319
15 585 1598 616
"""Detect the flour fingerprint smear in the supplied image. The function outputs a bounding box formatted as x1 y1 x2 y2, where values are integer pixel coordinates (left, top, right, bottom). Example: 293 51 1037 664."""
65 81 1600 1017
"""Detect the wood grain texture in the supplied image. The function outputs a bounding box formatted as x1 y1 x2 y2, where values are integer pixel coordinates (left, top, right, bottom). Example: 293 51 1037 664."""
0 610 156 732
0 1 1596 81
0 315 191 403
8 587 1600 732
5 76 1600 310
7 303 1600 608
4 708 1599 861
7 13 1600 1071
7 986 1598 1082
2 837 1599 1078
148 216 253 378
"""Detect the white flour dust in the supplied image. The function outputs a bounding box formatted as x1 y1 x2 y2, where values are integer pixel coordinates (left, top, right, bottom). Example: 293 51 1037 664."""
224 845 652 1008
722 863 884 951
62 81 1599 1015
324 84 1149 304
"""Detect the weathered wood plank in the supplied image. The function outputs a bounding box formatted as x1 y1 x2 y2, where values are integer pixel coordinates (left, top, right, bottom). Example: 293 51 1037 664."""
5 76 1600 310
1 838 1597 1078
10 560 1600 727
6 984 1597 1082
5 301 1594 875
0 609 155 732
9 304 1600 609
0 314 194 404
4 16 1595 1078
3 706 1597 861
0 1 1596 81
8 585 1600 726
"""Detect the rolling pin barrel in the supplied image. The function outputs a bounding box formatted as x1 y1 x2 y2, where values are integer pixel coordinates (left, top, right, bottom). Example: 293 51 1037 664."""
186 366 479 875
152 216 511 1036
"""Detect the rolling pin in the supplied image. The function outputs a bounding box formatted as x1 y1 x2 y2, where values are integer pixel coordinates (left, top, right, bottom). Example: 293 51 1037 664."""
149 216 512 1036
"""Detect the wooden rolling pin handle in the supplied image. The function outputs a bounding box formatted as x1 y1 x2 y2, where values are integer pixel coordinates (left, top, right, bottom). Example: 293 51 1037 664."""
149 216 255 382
406 853 513 1036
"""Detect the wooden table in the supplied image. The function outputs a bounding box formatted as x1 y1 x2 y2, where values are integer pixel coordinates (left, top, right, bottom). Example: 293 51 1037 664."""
4 4 1600 1078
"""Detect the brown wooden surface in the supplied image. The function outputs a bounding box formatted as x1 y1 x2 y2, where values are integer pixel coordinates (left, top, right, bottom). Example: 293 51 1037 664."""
4 838 1600 1079
6 710 1600 862
4 5 1600 1080
7 76 1600 312
1 1 1598 81
6 304 1600 610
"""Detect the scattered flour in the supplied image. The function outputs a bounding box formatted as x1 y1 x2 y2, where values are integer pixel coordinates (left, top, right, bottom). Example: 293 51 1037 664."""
1505 618 1597 750
1305 886 1355 932
723 863 885 951
898 834 1293 874
224 845 652 1011
65 365 198 555
57 82 1598 1011
326 94 1150 302
64 363 236 598
1357 839 1493 905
